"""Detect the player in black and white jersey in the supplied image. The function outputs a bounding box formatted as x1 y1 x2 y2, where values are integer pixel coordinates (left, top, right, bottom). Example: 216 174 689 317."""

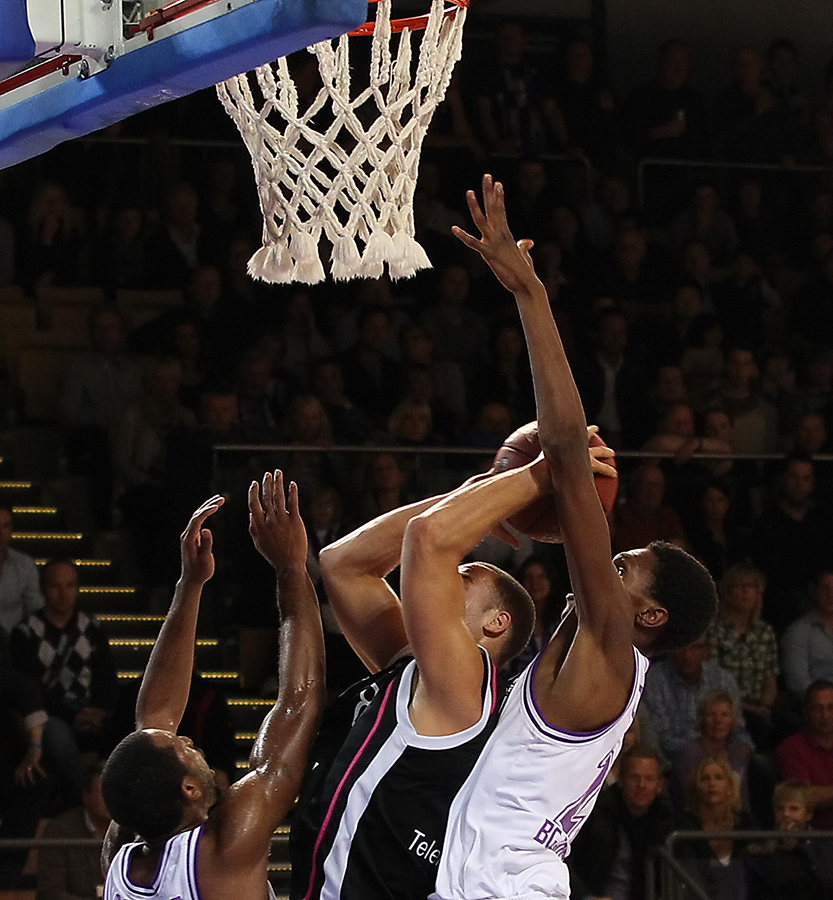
425 177 719 900
290 472 539 900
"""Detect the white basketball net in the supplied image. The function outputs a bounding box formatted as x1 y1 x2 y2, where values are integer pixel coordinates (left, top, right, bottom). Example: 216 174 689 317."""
216 0 467 284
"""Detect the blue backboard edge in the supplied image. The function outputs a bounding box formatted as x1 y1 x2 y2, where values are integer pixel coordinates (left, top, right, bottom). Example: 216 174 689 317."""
0 0 367 169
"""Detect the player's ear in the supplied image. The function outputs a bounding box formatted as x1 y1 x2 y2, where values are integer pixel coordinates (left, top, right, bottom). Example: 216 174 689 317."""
483 608 511 638
635 605 668 630
181 776 203 802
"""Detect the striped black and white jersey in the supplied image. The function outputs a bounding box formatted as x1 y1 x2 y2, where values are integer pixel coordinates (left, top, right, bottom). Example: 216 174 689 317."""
290 648 506 900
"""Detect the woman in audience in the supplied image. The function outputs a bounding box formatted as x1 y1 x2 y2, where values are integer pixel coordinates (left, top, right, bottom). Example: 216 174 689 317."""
677 756 756 900
506 555 564 678
686 477 751 581
672 689 753 812
709 562 779 748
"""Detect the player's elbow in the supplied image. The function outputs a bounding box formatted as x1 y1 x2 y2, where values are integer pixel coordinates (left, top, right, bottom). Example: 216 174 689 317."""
403 510 450 558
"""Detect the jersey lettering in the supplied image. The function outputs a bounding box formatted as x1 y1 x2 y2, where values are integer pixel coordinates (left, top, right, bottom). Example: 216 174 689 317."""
408 829 442 865
533 749 615 857
352 683 380 726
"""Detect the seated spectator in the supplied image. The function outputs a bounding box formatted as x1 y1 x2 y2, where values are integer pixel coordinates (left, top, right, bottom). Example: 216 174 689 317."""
623 39 709 161
671 182 740 268
622 39 708 219
790 249 833 350
746 779 833 900
338 305 405 431
310 358 375 445
642 635 752 761
465 401 515 451
715 251 783 350
36 760 110 900
99 199 150 291
506 555 564 679
573 306 652 450
114 356 197 588
550 36 618 169
611 462 689 554
680 313 726 410
676 756 756 900
686 477 752 582
709 562 779 748
716 46 799 164
580 172 635 252
0 647 50 889
471 319 535 428
164 313 209 413
672 690 753 813
504 159 561 244
781 569 833 704
471 19 558 155
350 451 417 527
280 288 332 381
0 503 42 636
146 182 217 289
710 345 780 455
234 348 284 442
568 745 674 900
15 180 87 290
281 394 345 497
760 348 800 437
399 320 468 437
752 453 833 634
9 560 119 810
426 263 490 383
776 680 833 830
59 304 143 529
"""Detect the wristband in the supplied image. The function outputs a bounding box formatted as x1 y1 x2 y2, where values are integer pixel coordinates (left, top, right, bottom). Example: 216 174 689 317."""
31 742 42 749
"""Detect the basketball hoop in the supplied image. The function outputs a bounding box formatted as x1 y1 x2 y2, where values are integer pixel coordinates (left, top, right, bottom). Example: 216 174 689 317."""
217 0 469 284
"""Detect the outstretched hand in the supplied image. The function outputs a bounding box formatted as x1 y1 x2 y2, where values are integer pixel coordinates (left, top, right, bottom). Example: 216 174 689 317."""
180 494 224 585
452 174 541 296
248 470 308 571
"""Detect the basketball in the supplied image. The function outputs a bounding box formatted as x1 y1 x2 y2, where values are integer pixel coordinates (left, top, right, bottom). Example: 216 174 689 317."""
492 422 618 543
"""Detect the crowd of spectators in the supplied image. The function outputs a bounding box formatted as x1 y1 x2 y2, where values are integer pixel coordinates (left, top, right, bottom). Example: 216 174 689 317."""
2 17 833 899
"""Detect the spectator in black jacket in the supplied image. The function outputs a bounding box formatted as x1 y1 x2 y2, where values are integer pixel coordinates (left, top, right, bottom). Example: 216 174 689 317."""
568 745 674 900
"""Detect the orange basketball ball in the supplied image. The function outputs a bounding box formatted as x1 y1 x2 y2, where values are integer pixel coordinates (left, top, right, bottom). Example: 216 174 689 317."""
492 422 617 543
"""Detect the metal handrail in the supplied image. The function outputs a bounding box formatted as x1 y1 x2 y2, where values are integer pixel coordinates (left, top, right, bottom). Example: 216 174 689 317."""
646 828 833 900
212 442 833 463
637 156 833 209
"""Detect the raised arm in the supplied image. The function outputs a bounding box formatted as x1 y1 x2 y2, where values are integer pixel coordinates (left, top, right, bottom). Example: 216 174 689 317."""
319 493 449 673
454 176 635 727
400 460 551 736
135 495 224 732
207 471 325 867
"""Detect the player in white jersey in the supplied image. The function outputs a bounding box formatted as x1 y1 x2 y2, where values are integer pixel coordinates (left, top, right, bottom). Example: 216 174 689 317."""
420 176 720 900
101 472 325 900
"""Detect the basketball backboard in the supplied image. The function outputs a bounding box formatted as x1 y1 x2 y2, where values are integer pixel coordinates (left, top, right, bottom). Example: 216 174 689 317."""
0 0 367 170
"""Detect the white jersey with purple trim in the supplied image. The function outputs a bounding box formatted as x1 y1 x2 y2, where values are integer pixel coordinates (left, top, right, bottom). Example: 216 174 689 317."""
104 824 204 900
430 645 649 900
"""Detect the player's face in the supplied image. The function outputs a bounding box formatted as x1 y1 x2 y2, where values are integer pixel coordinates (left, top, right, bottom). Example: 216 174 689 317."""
459 563 499 637
775 797 812 831
612 549 656 609
148 729 219 811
